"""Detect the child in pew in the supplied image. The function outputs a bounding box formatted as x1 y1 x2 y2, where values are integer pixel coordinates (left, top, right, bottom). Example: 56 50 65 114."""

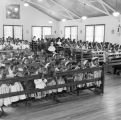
82 59 98 88
46 77 57 97
7 63 26 105
56 76 66 94
0 66 11 107
34 74 47 99
74 62 84 89
91 57 102 87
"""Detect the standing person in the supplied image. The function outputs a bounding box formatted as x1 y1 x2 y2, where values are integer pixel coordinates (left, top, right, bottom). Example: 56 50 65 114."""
32 36 37 42
31 36 38 52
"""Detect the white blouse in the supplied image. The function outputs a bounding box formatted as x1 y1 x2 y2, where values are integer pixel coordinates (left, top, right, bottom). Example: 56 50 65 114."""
48 46 56 52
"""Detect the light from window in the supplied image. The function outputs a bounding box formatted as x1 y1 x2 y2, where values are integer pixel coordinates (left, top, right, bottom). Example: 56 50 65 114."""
4 25 23 40
14 26 23 39
43 27 52 39
95 26 104 43
86 26 94 42
32 27 42 40
71 27 78 41
4 26 13 39
65 26 78 40
65 27 71 39
86 25 105 42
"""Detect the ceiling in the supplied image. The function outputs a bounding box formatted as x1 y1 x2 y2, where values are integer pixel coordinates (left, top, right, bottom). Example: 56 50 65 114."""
22 0 121 21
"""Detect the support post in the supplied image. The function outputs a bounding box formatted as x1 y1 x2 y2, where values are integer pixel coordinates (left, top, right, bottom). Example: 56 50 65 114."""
101 64 105 94
0 106 4 117
52 93 61 103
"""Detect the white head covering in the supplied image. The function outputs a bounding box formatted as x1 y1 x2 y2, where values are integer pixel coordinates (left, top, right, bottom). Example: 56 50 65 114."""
0 64 5 67
18 68 23 72
53 53 57 57
65 61 70 66
45 62 50 68
83 60 88 66
92 57 98 61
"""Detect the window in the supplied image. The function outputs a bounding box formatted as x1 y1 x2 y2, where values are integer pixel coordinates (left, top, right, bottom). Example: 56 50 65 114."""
85 25 105 43
14 26 23 39
65 26 78 40
4 26 13 39
85 26 94 42
71 27 78 40
3 25 23 40
32 26 52 40
95 25 105 43
65 27 71 39
43 27 52 39
32 27 42 40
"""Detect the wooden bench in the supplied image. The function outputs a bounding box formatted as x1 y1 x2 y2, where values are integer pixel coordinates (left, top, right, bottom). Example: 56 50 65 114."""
0 66 105 117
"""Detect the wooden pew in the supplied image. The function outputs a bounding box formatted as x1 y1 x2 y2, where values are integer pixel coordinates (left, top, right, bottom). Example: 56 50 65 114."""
0 66 104 117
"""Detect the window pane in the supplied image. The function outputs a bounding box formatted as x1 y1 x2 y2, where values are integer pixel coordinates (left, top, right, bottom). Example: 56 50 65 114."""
4 26 13 39
86 26 94 42
32 27 42 40
95 25 104 43
71 27 78 41
65 27 71 39
43 27 52 39
14 26 23 39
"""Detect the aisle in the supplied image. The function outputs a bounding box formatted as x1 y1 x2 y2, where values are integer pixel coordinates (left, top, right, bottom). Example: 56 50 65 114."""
2 74 121 120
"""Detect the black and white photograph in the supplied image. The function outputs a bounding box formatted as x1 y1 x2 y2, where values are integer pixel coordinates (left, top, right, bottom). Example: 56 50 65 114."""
0 0 121 120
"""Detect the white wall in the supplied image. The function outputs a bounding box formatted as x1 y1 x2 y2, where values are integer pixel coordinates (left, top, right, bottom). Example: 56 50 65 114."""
0 0 59 41
59 16 121 44
1 0 121 44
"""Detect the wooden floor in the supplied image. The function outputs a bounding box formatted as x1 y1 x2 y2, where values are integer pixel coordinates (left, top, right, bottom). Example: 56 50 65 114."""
2 74 121 120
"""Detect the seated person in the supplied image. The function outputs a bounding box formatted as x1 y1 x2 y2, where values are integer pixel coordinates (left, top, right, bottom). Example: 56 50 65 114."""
57 39 62 46
48 42 56 53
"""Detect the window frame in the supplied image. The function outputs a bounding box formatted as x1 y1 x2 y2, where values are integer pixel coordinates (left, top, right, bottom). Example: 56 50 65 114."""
31 26 42 40
64 26 78 40
31 26 52 40
3 24 23 40
85 24 105 43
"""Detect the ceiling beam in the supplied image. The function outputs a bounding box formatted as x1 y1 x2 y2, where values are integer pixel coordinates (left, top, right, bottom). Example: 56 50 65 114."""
66 11 74 19
59 13 74 19
78 0 109 15
101 0 115 12
50 0 74 19
25 1 56 13
23 0 72 20
22 0 59 20
50 0 81 19
30 4 59 20
98 0 110 15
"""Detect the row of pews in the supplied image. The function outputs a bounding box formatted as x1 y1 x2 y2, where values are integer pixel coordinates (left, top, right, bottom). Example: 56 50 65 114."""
0 66 104 117
94 51 121 74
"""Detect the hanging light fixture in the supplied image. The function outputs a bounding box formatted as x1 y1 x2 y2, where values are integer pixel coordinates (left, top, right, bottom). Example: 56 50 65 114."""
62 19 66 22
38 0 43 2
113 11 120 17
24 2 29 7
113 0 120 17
49 21 53 24
82 16 87 20
81 1 87 20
